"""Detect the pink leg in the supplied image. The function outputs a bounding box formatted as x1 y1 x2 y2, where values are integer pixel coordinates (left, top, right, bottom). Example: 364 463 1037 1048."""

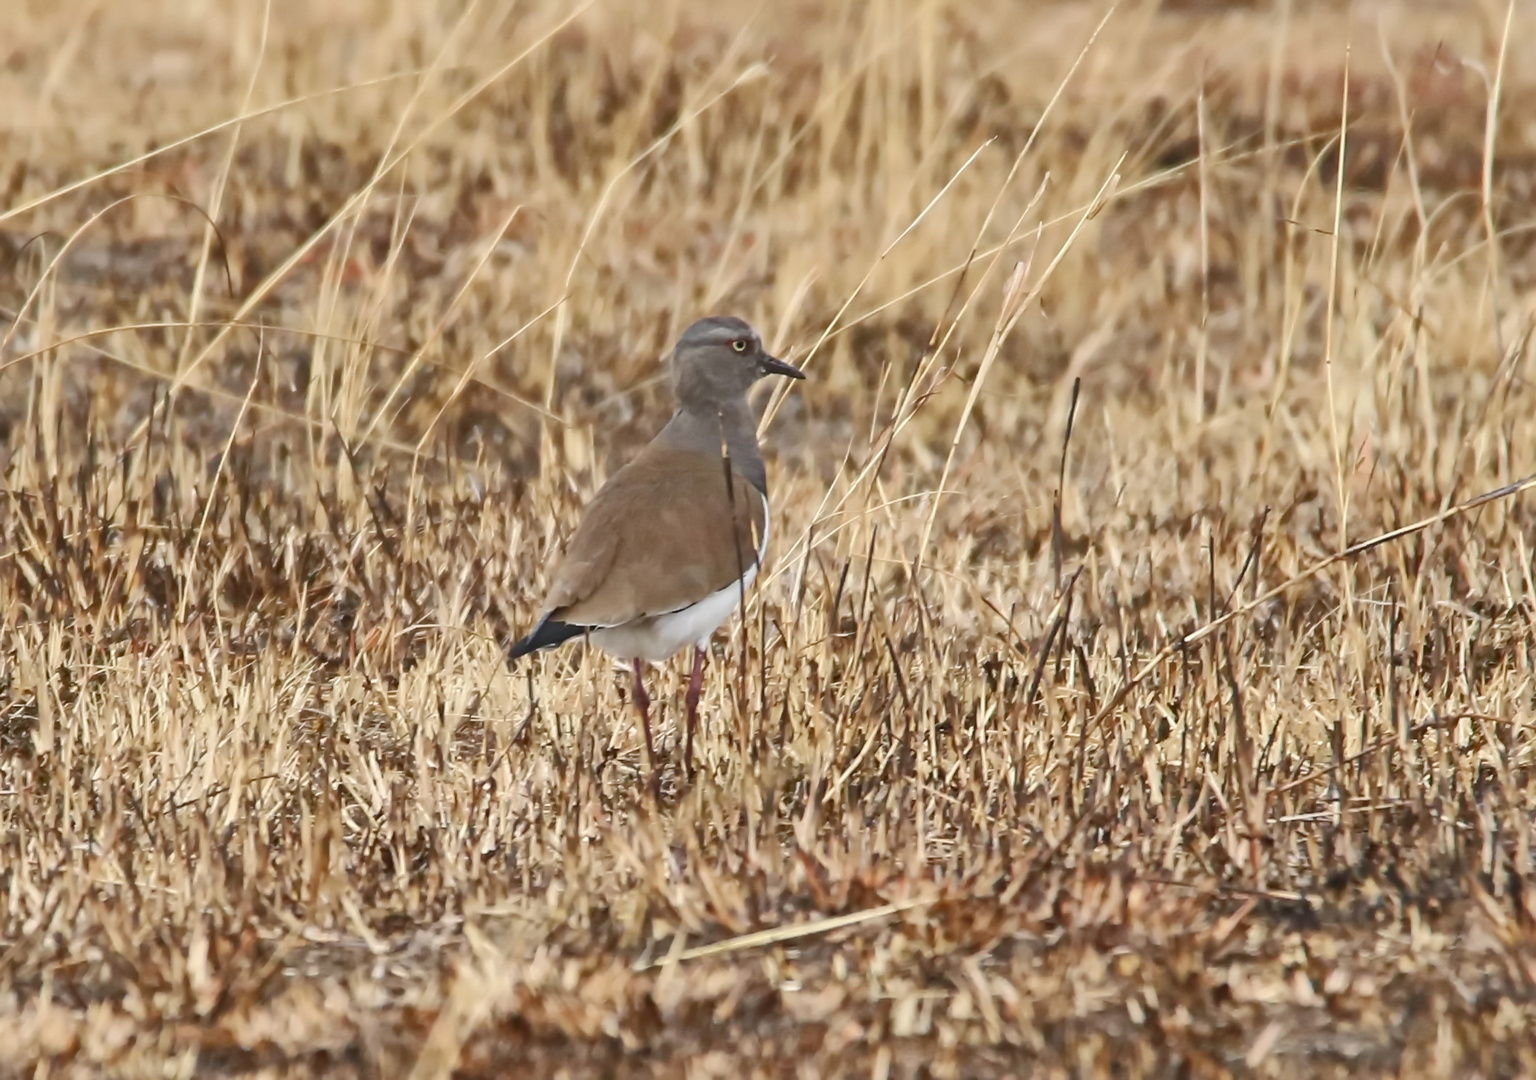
684 644 706 776
631 659 655 770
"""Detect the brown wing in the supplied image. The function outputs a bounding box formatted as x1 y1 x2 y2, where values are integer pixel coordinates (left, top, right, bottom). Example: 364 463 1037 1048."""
542 446 767 627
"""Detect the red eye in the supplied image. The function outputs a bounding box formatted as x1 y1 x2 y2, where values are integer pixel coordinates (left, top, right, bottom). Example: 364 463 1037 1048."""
731 339 749 353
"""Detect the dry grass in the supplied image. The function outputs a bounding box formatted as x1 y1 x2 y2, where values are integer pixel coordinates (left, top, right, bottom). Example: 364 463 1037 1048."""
3 0 1536 1076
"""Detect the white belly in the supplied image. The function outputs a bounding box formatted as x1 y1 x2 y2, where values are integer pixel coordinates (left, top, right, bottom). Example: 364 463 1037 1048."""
589 493 768 663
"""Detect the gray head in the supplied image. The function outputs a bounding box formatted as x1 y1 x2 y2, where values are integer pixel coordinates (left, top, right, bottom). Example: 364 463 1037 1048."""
669 315 805 414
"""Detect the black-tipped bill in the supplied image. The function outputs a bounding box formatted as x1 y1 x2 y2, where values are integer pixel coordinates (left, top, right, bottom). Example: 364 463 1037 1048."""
759 354 806 380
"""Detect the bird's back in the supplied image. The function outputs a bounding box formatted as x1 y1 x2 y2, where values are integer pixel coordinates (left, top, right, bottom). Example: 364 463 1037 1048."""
542 444 767 629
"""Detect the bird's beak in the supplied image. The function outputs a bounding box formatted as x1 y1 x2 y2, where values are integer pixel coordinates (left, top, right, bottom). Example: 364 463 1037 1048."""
759 354 806 380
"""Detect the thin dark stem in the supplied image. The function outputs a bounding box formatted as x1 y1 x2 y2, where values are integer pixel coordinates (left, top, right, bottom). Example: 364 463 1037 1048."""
685 644 706 777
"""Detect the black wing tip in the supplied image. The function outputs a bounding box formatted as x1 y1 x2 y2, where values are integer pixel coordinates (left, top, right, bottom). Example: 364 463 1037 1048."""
508 617 585 660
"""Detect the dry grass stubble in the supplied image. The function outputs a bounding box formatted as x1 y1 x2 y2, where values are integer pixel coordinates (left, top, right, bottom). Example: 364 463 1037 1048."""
2 0 1536 1076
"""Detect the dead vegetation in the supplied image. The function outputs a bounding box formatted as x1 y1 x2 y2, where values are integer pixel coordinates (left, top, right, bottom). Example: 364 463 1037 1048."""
2 0 1536 1076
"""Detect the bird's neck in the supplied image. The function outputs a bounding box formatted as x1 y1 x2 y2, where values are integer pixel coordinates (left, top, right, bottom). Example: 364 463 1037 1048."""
654 399 768 494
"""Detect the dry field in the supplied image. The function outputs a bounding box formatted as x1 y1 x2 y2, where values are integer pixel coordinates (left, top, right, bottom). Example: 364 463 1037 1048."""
3 0 1536 1076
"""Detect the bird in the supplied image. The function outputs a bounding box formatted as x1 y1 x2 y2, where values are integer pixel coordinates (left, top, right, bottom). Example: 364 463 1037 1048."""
509 315 806 774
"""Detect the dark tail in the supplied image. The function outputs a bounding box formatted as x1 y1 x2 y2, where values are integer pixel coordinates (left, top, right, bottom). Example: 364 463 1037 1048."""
508 616 585 660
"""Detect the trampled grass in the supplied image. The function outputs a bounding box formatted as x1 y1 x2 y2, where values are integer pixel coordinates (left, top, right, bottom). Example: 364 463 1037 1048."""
2 1 1535 1076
